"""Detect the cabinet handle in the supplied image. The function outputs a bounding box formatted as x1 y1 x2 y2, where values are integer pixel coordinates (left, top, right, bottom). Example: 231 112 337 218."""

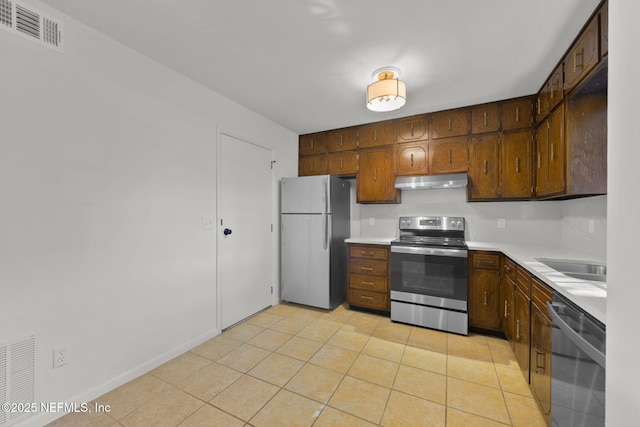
537 99 541 115
340 135 343 147
483 111 488 127
361 281 375 286
504 300 508 318
504 265 511 273
483 291 488 306
373 168 377 182
310 162 314 172
410 153 414 167
534 346 545 373
411 123 414 137
483 160 488 174
448 149 452 164
363 251 374 256
311 140 314 151
448 118 452 132
516 319 521 341
360 295 375 300
360 267 374 272
537 152 541 169
550 143 555 161
551 81 557 100
374 129 377 141
515 107 520 123
515 157 520 173
340 158 343 170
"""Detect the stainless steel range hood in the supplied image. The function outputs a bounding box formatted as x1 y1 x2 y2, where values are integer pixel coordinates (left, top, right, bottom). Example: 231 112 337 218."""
395 173 468 190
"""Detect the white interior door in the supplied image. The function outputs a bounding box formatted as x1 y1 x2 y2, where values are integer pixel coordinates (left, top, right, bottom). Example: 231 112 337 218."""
218 133 273 329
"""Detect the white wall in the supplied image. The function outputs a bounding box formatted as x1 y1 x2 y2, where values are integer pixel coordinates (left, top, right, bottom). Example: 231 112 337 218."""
607 1 640 424
0 2 297 426
352 188 607 259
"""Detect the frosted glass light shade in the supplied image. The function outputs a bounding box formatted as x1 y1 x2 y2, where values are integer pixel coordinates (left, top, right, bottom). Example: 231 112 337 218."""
366 70 406 112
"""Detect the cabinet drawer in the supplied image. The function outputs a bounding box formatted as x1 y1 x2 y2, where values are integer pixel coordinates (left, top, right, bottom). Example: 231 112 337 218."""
349 245 388 260
350 259 388 277
531 277 552 312
503 257 517 281
349 274 387 292
471 252 500 270
349 289 388 311
516 266 532 295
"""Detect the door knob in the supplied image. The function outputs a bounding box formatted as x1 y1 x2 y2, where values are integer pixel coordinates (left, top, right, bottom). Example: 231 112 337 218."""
223 228 232 236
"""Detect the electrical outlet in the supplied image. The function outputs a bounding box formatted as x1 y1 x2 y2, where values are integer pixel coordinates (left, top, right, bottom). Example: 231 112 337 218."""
588 219 595 234
369 217 375 226
53 345 70 368
202 216 214 230
497 218 506 229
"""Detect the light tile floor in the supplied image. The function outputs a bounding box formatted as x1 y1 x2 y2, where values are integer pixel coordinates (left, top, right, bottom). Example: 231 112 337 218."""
47 303 547 427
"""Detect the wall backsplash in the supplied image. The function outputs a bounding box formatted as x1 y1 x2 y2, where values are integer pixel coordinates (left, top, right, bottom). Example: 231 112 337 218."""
348 180 606 260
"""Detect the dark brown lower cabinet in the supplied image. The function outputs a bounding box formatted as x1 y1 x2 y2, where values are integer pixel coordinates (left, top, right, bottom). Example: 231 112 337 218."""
530 278 553 425
468 251 501 331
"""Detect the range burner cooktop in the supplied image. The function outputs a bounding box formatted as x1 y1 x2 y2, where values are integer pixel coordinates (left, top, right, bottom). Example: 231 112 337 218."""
393 216 467 249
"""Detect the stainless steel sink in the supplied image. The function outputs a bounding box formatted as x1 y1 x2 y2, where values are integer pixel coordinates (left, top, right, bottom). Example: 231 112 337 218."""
536 258 607 282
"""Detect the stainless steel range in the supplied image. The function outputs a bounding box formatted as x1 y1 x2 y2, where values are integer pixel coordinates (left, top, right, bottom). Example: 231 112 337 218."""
390 216 468 335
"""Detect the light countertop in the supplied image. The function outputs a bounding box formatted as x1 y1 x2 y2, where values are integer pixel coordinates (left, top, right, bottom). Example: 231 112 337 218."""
345 237 606 325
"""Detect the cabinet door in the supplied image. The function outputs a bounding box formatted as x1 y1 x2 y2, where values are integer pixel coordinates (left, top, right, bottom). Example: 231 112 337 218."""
548 64 564 111
501 273 516 344
299 132 327 155
468 134 500 200
600 1 608 57
536 83 550 122
501 130 532 199
471 103 500 134
298 155 327 176
358 121 395 148
396 115 429 143
431 108 469 139
502 98 534 131
530 303 552 424
469 268 501 330
535 118 550 197
514 286 531 379
327 127 358 152
357 147 399 203
396 142 429 176
429 137 468 174
547 104 565 195
564 17 599 92
327 151 358 176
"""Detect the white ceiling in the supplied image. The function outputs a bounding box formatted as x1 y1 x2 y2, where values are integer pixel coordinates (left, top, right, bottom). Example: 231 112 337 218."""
40 0 600 135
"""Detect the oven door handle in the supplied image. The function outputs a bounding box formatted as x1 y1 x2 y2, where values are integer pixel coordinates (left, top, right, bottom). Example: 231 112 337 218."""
391 246 468 258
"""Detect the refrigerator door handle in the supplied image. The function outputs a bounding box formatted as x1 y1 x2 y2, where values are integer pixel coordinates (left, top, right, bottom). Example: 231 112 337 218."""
322 213 328 250
323 177 328 214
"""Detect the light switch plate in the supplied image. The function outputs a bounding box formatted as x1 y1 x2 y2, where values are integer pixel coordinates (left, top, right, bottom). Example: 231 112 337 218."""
202 216 214 230
497 218 506 229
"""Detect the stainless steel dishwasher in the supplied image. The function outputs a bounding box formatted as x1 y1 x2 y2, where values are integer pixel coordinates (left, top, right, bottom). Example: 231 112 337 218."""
547 293 606 427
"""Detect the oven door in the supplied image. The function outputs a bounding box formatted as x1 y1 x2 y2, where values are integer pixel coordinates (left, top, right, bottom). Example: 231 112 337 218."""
390 245 468 310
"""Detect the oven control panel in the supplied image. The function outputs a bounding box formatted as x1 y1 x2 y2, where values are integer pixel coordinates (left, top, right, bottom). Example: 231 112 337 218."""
399 216 465 231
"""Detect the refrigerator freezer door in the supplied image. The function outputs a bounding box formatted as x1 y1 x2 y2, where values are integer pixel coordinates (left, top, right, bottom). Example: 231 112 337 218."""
281 213 331 309
281 175 331 214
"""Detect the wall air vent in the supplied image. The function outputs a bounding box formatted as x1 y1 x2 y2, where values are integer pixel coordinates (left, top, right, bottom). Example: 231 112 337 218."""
0 0 64 53
0 334 39 426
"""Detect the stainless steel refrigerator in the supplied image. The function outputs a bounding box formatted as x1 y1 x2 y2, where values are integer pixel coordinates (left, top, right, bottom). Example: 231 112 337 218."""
280 175 351 310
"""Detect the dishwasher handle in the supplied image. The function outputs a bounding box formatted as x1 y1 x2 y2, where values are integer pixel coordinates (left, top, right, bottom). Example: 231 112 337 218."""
546 301 606 368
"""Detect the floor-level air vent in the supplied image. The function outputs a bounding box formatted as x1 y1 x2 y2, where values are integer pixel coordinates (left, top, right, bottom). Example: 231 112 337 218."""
0 0 64 53
0 334 38 427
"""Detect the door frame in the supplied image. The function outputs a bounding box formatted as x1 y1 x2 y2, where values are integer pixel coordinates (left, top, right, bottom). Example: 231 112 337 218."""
215 127 277 330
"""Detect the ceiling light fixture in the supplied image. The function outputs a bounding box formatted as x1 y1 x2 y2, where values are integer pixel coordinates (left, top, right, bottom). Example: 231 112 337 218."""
366 67 406 112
